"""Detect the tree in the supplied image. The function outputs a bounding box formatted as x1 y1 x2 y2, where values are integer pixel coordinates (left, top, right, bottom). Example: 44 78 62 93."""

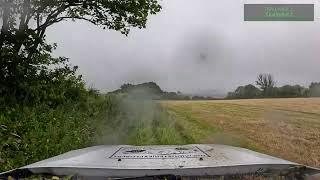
0 0 161 55
256 73 276 97
227 84 261 99
120 83 133 91
0 0 161 103
309 82 320 97
277 85 308 98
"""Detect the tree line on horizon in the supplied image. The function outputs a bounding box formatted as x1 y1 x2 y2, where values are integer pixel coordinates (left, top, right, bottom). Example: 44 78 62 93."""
227 74 320 99
110 76 320 101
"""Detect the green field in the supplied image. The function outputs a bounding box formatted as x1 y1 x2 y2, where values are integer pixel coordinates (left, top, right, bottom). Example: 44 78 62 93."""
161 98 320 168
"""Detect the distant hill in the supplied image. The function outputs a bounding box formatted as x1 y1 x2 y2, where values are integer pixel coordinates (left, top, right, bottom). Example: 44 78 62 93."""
109 82 220 100
110 82 164 99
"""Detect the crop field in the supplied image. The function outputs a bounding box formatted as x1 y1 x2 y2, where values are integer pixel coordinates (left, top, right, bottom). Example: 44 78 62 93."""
161 98 320 168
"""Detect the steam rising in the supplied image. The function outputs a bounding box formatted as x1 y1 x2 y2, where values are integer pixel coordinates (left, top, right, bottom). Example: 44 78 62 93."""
94 93 180 145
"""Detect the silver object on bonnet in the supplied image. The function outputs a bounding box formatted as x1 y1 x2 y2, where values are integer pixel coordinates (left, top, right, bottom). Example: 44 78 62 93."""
1 144 319 179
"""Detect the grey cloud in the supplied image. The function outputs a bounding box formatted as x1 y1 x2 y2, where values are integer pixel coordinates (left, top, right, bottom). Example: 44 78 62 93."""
46 0 320 94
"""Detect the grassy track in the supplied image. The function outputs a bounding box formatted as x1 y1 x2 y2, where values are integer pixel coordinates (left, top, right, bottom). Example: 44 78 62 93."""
93 99 190 145
161 98 320 168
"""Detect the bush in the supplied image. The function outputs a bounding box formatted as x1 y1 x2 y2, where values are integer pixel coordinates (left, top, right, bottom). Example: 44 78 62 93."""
0 93 115 172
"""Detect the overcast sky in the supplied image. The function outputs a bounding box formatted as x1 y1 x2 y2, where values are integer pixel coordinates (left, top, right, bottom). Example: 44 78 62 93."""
46 0 320 94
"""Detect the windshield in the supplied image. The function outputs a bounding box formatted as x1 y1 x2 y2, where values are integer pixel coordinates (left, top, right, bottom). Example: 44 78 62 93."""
0 0 319 179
